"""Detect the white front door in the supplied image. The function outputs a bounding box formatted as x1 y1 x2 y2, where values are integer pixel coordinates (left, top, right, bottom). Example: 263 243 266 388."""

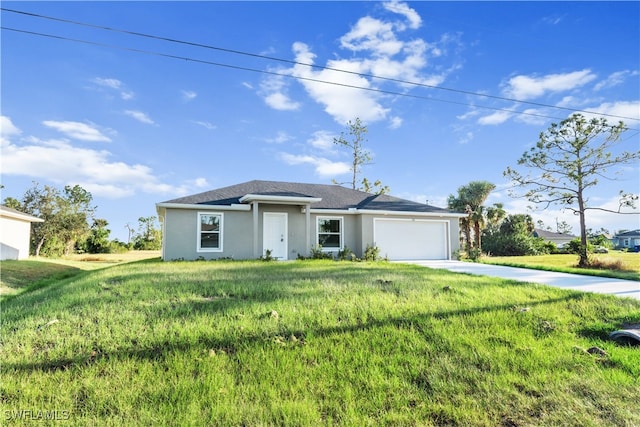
263 212 288 260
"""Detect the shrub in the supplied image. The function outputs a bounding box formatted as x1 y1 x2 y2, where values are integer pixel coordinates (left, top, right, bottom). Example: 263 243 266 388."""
566 238 594 255
260 249 275 262
337 246 356 261
587 258 628 271
363 244 381 261
309 245 333 260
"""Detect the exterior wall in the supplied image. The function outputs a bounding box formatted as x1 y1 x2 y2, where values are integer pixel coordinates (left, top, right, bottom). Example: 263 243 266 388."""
162 205 359 260
161 206 461 261
309 212 360 257
162 208 254 260
613 236 640 250
0 217 32 260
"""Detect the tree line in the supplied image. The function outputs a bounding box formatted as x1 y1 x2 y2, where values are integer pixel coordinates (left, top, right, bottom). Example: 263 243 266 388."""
3 182 161 257
448 113 639 266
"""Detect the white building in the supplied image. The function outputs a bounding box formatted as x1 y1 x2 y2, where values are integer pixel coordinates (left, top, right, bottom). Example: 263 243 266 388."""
0 206 44 260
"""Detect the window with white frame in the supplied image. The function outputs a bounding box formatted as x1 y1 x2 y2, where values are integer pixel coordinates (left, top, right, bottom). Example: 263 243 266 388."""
198 212 223 251
317 217 342 250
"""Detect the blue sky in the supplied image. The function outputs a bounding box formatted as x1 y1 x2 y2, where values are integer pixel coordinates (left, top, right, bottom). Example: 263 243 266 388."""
2 1 639 242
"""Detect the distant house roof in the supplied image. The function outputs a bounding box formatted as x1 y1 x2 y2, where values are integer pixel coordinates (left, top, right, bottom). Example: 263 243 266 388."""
533 228 577 240
614 229 640 238
0 206 44 223
161 180 455 214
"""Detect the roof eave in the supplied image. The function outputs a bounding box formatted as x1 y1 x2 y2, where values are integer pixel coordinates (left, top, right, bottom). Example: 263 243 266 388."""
155 202 251 211
239 194 322 205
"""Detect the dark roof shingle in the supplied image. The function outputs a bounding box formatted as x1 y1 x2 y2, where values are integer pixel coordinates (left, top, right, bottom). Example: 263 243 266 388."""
162 180 451 213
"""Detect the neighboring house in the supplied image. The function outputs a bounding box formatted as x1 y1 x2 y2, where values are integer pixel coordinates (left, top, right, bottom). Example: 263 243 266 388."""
612 229 640 251
532 228 577 248
0 206 43 260
156 180 466 261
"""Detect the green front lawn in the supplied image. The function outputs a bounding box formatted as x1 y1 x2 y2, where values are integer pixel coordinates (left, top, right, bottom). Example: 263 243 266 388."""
2 259 639 426
481 253 640 281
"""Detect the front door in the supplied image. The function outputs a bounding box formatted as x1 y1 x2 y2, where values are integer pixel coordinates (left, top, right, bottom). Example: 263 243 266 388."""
263 212 288 260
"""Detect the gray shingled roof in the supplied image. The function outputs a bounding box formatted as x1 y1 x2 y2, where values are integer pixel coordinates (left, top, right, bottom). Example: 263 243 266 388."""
162 180 452 213
533 228 577 239
614 229 640 237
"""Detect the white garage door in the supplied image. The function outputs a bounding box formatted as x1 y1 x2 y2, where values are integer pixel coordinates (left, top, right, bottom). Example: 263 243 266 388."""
374 219 449 260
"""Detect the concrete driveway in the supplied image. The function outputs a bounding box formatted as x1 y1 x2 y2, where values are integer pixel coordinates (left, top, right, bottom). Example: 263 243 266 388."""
402 260 640 300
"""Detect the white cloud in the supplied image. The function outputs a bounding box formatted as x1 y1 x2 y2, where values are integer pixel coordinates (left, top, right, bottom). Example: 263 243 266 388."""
266 131 294 144
594 70 639 91
383 0 422 29
504 69 597 100
307 130 336 151
1 116 21 143
264 92 301 111
291 43 389 124
182 90 197 102
279 153 350 177
458 131 474 145
124 110 155 125
42 120 112 142
260 74 301 111
192 120 217 130
514 109 548 126
389 116 403 129
258 5 459 127
581 100 640 123
477 110 513 125
2 135 199 198
185 177 210 188
541 14 565 25
340 16 404 56
92 77 134 100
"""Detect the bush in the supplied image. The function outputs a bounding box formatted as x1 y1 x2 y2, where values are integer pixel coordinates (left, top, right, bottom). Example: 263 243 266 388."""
337 246 356 261
566 238 594 255
483 234 552 256
308 245 333 260
363 244 381 261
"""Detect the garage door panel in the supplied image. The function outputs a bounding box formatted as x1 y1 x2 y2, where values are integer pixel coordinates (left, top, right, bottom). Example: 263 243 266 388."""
375 219 448 260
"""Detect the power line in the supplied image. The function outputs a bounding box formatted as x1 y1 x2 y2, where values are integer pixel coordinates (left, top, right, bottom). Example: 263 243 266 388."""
2 26 578 124
3 7 639 123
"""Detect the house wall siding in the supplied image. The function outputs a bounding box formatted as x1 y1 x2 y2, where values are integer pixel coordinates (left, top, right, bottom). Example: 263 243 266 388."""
163 209 254 260
0 217 32 260
161 207 462 261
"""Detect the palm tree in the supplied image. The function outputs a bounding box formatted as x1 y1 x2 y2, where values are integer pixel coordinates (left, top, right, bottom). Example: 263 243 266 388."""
448 181 496 255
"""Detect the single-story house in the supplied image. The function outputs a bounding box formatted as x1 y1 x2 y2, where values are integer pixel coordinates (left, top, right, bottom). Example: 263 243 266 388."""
532 228 577 248
156 180 466 261
612 229 640 251
0 206 44 260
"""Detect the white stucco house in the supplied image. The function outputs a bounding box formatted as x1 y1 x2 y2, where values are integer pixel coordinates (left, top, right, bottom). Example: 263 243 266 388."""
156 180 466 261
0 206 43 260
532 228 577 248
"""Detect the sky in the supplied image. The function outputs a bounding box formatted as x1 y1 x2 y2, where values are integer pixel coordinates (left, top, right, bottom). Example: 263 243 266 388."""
2 1 639 242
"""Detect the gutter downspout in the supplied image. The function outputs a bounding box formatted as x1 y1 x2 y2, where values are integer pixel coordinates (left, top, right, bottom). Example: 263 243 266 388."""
305 203 311 253
252 201 259 258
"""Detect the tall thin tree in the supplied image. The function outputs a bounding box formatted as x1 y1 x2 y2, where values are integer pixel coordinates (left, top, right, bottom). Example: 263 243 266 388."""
504 113 639 267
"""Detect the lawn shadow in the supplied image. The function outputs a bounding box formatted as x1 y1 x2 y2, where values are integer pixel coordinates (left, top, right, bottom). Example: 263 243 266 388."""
2 290 585 373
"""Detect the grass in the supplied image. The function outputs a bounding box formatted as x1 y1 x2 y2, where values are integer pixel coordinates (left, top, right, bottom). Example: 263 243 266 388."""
480 252 640 281
0 251 160 296
1 258 639 426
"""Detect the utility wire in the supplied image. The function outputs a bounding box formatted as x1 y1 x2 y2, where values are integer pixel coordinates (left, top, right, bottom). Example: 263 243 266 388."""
2 7 639 123
2 26 579 124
